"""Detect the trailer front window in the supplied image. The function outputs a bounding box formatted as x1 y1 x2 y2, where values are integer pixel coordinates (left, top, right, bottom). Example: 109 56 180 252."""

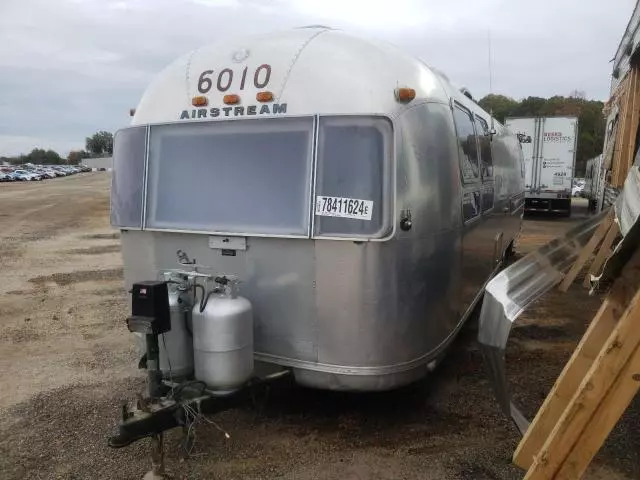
145 117 314 236
314 116 393 238
111 126 146 229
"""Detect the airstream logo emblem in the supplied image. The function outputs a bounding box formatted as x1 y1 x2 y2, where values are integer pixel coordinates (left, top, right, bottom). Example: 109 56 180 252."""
179 103 288 120
232 48 250 63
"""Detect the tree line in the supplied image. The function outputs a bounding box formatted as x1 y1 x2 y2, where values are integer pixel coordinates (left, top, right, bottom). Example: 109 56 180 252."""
478 93 605 176
0 131 114 165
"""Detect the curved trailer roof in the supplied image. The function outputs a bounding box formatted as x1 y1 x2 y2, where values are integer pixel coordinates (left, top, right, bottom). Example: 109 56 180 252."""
131 26 499 129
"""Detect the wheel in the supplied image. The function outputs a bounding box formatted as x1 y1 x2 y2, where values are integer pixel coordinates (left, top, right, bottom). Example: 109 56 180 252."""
504 240 516 261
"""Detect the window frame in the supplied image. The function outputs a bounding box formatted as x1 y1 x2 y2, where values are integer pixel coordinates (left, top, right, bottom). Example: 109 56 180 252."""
474 115 494 182
311 115 395 241
143 116 316 238
452 102 481 185
111 114 396 242
110 125 149 230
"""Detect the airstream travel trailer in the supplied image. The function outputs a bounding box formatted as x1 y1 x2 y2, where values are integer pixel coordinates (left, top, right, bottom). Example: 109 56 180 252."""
111 26 525 395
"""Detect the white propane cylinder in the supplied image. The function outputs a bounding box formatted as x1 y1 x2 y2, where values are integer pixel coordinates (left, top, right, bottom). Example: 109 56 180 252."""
192 283 253 393
159 286 194 379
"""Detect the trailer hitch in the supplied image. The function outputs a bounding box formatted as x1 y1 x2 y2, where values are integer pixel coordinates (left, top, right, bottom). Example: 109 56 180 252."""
109 371 290 449
109 397 181 449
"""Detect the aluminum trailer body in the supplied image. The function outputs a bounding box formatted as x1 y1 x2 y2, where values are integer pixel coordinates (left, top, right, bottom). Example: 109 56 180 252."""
111 27 525 392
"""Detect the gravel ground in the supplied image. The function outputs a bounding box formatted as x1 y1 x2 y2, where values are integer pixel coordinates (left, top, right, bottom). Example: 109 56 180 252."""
0 178 637 480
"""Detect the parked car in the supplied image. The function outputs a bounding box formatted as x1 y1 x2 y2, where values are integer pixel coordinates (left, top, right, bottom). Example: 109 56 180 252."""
0 172 11 182
572 184 584 197
12 170 41 181
34 169 57 179
50 166 69 176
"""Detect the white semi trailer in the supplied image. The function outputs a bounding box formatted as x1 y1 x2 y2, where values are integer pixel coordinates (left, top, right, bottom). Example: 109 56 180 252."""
505 116 579 215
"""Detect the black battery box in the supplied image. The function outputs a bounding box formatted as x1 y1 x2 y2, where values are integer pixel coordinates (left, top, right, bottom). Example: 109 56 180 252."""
126 281 171 335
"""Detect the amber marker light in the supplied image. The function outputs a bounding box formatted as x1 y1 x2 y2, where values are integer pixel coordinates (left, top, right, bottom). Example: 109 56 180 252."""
223 94 241 105
256 91 274 102
192 96 208 106
395 87 416 103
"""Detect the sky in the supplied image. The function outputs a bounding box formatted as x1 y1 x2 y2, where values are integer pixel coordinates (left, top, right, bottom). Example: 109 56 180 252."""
0 0 636 157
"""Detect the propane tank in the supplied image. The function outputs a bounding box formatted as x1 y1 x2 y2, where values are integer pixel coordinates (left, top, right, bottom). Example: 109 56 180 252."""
158 277 194 379
192 278 253 394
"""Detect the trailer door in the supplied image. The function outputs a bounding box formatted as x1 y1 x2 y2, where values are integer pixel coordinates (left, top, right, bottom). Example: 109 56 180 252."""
537 117 577 196
453 104 494 317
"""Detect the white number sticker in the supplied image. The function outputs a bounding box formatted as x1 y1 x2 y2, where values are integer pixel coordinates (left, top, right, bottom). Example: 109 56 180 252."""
315 196 373 221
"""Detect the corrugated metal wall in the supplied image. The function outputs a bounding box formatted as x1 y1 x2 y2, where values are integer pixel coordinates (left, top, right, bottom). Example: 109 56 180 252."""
81 156 112 170
611 1 640 93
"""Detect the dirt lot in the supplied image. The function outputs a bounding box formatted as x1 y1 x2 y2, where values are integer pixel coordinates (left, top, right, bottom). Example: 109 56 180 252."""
0 176 638 480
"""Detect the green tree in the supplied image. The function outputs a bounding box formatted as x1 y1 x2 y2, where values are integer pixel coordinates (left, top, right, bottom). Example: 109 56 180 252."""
478 93 606 176
67 150 88 165
85 131 113 156
478 94 519 124
513 96 547 117
17 148 64 165
7 155 27 165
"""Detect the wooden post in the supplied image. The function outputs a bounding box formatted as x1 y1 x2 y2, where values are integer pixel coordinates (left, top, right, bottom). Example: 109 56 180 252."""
558 208 614 292
555 342 640 479
614 67 640 187
624 68 640 177
513 247 640 470
611 68 638 187
582 220 620 288
523 285 640 479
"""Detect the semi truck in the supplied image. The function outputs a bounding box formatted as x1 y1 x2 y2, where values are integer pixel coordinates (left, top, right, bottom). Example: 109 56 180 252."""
505 116 579 215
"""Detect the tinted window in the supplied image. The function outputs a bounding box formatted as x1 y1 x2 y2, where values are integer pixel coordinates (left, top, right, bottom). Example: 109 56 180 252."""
462 191 481 222
453 106 479 182
145 118 314 235
314 117 392 238
482 183 494 211
475 116 494 179
111 126 146 228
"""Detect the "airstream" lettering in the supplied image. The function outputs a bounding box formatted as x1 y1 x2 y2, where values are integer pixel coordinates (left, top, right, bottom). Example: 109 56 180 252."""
179 103 287 120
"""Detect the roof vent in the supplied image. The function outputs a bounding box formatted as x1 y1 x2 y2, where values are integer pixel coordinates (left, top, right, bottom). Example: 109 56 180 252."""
460 87 474 101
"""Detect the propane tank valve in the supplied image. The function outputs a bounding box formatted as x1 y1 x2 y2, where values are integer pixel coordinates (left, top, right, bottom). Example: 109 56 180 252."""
215 276 240 298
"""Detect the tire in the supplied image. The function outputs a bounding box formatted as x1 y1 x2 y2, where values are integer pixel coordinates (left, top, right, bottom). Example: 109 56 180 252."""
504 240 516 262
